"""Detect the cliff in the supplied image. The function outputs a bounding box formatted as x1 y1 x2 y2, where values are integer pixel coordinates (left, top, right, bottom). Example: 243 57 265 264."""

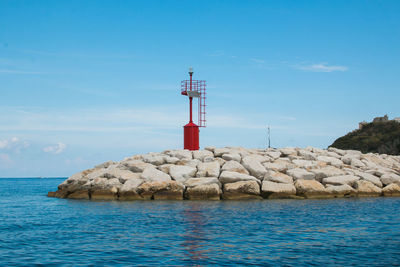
48 146 400 200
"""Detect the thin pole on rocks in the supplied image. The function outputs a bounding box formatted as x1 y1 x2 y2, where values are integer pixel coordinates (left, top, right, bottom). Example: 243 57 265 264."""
267 125 271 149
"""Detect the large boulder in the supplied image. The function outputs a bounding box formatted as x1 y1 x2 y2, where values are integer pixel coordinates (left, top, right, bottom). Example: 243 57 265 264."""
222 153 241 162
196 161 220 177
184 177 220 188
219 171 260 185
353 171 383 187
193 150 214 161
322 175 360 186
380 173 400 186
263 159 293 173
326 184 356 198
222 181 262 200
298 150 317 160
294 179 329 198
119 179 144 200
287 168 315 181
140 166 171 182
137 181 184 200
185 183 221 200
121 160 153 173
264 171 293 184
167 150 193 160
91 177 122 200
221 160 249 174
214 148 231 157
168 165 196 183
261 181 296 199
311 166 345 181
354 180 382 197
316 156 343 167
382 183 400 197
142 154 166 166
241 156 267 179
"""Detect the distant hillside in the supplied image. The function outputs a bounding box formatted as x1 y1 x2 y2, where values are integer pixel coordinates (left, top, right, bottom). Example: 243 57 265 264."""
330 121 400 155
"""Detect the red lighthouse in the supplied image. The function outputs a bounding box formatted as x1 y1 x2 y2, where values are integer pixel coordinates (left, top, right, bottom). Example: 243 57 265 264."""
181 67 206 151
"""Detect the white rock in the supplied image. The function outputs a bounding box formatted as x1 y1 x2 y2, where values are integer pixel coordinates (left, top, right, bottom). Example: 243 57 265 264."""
119 179 144 193
167 150 193 160
298 150 317 160
176 159 200 168
196 161 220 177
169 165 197 183
221 160 249 174
316 156 343 167
140 166 171 182
142 154 165 166
280 147 297 156
241 156 267 179
350 158 365 168
294 179 328 198
292 159 316 168
322 175 359 186
264 171 293 184
261 181 296 198
382 183 400 196
184 177 220 188
354 180 382 197
193 150 214 161
214 148 231 157
222 153 241 162
311 166 345 181
353 171 383 187
122 160 153 173
223 181 261 200
286 168 316 180
326 184 356 197
165 156 180 164
265 151 281 160
219 171 260 184
380 173 400 186
328 147 346 156
94 160 115 169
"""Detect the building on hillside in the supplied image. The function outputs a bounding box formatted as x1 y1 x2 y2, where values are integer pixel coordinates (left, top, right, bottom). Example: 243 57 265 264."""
373 114 389 123
359 121 368 130
394 117 400 123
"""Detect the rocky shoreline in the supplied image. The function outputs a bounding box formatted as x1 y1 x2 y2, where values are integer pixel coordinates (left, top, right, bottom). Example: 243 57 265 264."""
48 146 400 200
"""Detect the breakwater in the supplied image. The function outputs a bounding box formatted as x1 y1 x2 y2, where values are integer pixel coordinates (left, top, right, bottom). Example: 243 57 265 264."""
48 146 400 200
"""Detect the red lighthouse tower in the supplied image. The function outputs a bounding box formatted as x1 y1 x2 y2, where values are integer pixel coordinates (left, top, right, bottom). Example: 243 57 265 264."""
181 67 206 150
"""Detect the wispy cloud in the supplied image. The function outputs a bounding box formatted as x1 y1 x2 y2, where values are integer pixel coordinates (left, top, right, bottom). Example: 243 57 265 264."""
0 137 30 154
43 142 67 154
293 63 348 72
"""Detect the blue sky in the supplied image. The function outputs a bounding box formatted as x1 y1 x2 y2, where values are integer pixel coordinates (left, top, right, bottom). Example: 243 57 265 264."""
0 0 399 177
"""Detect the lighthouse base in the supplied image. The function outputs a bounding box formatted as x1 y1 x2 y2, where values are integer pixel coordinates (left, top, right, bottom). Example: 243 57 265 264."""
183 122 199 151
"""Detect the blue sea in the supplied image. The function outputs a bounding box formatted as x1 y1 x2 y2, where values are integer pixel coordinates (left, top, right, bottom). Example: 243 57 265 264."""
1 178 400 266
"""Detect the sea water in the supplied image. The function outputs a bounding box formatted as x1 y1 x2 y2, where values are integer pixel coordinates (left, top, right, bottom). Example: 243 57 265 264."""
0 178 399 266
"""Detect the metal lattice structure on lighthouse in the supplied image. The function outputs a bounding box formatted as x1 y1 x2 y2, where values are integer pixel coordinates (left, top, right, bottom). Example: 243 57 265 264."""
180 67 206 150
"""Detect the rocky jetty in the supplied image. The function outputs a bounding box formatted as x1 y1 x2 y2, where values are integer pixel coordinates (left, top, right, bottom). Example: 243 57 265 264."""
48 146 400 200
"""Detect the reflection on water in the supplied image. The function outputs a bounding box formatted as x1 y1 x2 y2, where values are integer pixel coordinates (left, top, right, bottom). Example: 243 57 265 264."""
0 179 400 266
182 203 208 261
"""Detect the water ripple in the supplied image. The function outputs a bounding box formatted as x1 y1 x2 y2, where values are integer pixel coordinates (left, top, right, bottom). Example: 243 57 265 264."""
0 178 400 266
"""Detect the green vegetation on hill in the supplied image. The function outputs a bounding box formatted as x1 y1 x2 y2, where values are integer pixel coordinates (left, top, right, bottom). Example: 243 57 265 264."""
330 121 400 155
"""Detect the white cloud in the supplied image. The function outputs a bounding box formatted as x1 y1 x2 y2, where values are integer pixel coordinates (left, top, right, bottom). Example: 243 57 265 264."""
43 142 67 154
0 137 29 152
294 63 348 72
